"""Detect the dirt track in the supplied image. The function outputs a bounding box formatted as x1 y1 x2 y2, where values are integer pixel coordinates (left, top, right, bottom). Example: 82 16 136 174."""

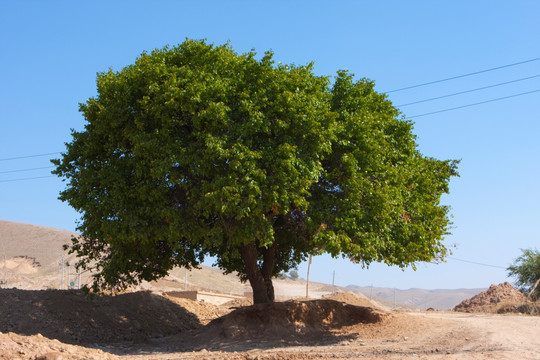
117 311 540 360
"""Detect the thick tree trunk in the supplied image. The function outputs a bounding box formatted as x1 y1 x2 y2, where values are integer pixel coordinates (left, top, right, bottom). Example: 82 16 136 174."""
261 242 277 302
240 242 276 304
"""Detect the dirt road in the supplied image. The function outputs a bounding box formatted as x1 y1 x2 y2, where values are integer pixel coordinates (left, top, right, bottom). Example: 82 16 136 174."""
139 311 537 360
4 309 537 360
413 311 540 360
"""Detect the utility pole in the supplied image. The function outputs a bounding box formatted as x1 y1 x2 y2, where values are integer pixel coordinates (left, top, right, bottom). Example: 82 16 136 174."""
1 237 6 288
332 271 335 295
1 254 6 288
306 254 312 298
61 255 64 290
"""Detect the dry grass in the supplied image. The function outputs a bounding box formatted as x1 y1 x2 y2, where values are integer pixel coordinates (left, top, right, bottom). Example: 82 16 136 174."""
493 300 540 315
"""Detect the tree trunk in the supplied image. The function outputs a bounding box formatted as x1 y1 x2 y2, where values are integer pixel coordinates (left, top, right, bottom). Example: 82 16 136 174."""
528 277 540 300
240 242 276 304
261 242 277 302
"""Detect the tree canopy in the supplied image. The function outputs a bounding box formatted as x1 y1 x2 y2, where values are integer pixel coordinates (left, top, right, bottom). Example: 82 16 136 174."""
53 39 458 303
508 248 540 299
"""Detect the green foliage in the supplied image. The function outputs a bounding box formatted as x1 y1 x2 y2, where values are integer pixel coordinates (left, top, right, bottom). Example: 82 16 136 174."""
289 269 299 280
53 39 458 295
311 70 459 268
508 248 540 299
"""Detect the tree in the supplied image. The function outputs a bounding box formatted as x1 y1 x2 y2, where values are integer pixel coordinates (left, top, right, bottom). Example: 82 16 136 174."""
508 248 540 300
53 39 458 304
289 269 299 280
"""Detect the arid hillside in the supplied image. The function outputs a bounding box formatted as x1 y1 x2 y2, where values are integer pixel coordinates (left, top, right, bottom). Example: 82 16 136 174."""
0 220 75 272
1 219 484 309
0 220 346 299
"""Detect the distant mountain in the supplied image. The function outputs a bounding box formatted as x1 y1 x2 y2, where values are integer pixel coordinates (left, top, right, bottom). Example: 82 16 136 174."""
347 285 485 310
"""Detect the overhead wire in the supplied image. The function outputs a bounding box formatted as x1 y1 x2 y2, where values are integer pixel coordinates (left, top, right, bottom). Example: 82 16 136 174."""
0 153 59 182
0 175 56 183
448 257 507 269
0 152 61 162
2 58 540 176
2 86 539 180
385 56 540 93
0 166 55 175
407 88 540 119
396 74 540 107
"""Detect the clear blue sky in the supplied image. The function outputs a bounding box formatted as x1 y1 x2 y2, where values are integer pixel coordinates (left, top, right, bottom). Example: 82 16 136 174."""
1 1 539 290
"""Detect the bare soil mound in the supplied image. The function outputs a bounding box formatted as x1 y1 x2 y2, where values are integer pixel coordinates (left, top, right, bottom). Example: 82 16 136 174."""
453 282 527 313
323 291 384 309
220 297 253 309
0 289 206 345
202 299 385 342
0 332 117 360
162 294 225 324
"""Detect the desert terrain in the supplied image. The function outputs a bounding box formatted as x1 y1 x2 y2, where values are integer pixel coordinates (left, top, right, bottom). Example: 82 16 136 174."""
1 220 539 360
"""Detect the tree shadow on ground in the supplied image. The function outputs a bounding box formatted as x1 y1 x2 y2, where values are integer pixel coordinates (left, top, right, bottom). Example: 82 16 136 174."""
1 290 385 355
124 299 385 355
0 288 202 346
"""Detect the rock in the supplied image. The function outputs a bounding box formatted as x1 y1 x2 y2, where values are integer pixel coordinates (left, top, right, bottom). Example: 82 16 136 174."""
35 352 65 360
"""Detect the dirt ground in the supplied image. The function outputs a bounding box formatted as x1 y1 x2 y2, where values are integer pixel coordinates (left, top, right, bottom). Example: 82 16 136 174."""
1 221 539 359
1 290 539 360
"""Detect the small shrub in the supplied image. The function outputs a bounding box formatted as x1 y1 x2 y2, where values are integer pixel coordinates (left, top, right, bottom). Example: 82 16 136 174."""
517 303 540 315
494 301 540 315
289 270 299 280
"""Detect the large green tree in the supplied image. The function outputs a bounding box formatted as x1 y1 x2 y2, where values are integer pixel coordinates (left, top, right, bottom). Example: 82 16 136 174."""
53 39 458 303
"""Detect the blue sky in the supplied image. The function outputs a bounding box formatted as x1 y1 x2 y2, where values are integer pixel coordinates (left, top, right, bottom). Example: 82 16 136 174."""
1 1 539 290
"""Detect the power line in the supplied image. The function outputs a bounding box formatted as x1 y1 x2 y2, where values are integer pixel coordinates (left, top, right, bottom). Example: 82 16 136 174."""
2 71 539 166
408 88 540 119
0 175 56 183
448 257 506 269
386 56 540 93
0 152 61 162
0 166 55 175
396 74 540 107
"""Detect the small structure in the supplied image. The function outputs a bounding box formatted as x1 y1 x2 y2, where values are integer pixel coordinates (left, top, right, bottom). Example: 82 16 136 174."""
164 290 245 305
